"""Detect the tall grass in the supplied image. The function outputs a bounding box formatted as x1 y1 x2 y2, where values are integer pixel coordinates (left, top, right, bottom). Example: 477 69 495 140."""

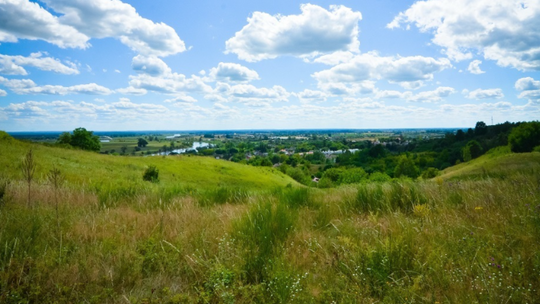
0 133 539 302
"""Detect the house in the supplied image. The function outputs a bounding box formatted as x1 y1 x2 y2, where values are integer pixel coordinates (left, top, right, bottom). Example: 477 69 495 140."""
99 136 113 143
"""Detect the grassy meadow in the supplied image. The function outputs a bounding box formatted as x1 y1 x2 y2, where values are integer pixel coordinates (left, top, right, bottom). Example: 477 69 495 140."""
1 132 539 303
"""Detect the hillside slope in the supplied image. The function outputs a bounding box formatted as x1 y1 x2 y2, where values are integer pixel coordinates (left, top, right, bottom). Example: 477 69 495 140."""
0 131 297 190
438 147 540 180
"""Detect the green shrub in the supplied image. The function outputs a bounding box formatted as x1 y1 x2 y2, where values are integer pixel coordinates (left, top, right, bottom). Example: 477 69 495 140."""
369 172 392 183
421 167 439 179
143 165 159 183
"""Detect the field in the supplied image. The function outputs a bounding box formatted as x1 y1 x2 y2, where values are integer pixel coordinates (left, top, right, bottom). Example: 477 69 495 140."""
1 132 539 303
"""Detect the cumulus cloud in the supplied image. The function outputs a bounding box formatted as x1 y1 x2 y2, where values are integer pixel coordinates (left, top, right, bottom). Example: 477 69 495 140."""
116 86 147 95
0 0 185 57
164 95 198 103
313 52 452 92
129 73 212 94
388 0 540 70
207 83 290 106
312 51 355 66
0 76 36 89
376 86 455 103
516 77 540 103
0 52 79 75
468 60 485 74
295 89 329 104
225 4 362 62
0 0 89 48
0 89 6 96
209 62 259 83
132 55 171 76
1 78 113 95
465 88 504 100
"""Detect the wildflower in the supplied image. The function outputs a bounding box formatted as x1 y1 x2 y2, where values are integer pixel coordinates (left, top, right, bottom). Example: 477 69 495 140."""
475 206 483 210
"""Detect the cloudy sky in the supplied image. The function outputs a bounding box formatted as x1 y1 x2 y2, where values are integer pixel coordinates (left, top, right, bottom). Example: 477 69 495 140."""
1 0 539 131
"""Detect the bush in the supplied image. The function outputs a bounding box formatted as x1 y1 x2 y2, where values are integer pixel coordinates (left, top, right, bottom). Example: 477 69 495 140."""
421 167 439 179
143 165 159 183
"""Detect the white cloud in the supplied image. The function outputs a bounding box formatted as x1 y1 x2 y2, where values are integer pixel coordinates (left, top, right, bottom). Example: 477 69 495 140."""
312 51 355 66
0 0 89 49
466 88 504 100
467 60 485 74
0 76 36 89
116 86 147 95
209 62 259 83
164 95 198 103
388 0 540 70
225 4 362 62
132 55 171 76
0 89 6 96
0 0 185 57
115 69 121 73
376 86 455 103
313 52 452 91
295 89 328 104
207 83 290 106
12 82 113 95
515 77 540 91
129 73 212 94
516 77 540 103
0 52 79 75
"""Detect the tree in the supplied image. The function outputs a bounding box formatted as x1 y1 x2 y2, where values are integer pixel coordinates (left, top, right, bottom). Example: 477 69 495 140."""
475 121 487 136
137 138 148 148
462 140 482 161
121 145 128 154
68 128 101 151
455 129 465 141
394 156 419 178
508 121 540 153
21 149 36 207
57 132 72 145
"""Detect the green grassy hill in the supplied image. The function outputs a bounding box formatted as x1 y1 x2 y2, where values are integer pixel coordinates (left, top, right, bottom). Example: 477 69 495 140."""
0 131 297 191
438 146 540 180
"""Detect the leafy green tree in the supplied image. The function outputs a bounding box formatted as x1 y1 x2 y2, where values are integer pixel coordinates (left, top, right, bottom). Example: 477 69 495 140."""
462 140 482 161
455 129 465 141
70 128 101 151
138 138 148 147
57 132 72 145
508 121 540 153
322 168 344 182
394 156 419 178
475 121 488 136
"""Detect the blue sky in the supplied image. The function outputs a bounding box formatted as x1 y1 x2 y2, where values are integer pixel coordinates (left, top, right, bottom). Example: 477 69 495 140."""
0 0 539 131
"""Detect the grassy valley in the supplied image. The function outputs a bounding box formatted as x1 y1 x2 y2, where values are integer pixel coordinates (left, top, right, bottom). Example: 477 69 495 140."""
1 131 539 303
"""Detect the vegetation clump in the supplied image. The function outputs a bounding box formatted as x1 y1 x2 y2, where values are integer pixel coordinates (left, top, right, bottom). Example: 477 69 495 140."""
143 165 159 183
